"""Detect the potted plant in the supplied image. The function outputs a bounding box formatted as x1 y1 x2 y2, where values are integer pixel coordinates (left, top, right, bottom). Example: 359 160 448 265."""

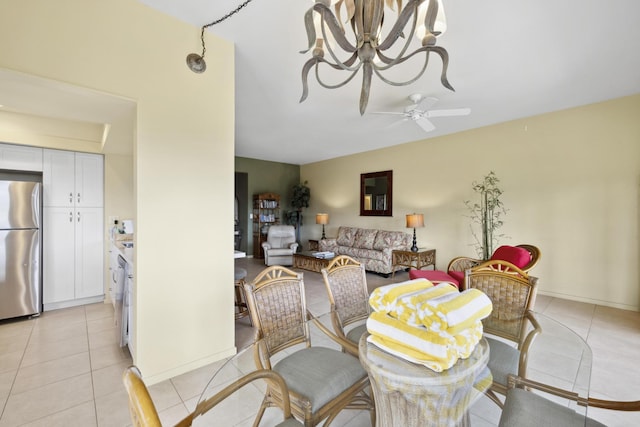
286 181 311 247
464 171 508 260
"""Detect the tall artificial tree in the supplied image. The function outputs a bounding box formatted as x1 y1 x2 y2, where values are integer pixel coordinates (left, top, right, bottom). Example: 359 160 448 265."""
465 172 508 260
289 181 310 246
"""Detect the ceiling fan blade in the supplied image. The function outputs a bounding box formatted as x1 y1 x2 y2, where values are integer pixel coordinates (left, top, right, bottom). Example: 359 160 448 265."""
371 111 406 116
414 117 435 132
383 117 410 130
426 108 471 118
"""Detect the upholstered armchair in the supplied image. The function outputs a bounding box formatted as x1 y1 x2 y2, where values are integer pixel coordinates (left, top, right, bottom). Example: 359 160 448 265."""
262 225 299 266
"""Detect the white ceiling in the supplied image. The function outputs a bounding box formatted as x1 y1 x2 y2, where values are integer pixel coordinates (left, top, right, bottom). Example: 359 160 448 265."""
138 0 640 165
1 1 639 164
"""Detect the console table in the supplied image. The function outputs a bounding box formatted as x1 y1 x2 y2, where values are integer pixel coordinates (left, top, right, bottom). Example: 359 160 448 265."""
391 248 436 278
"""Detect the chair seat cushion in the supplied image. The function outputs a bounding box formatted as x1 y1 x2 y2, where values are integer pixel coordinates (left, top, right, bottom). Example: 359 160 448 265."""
500 387 606 427
275 417 304 427
408 270 460 288
448 270 465 285
274 347 367 413
486 337 519 386
346 323 368 344
267 248 295 256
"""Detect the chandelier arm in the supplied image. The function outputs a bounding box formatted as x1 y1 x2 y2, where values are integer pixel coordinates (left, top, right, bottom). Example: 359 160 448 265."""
372 11 418 71
301 4 358 54
315 62 361 90
322 32 363 71
301 7 317 54
373 52 429 86
377 0 421 51
374 45 453 90
300 56 361 103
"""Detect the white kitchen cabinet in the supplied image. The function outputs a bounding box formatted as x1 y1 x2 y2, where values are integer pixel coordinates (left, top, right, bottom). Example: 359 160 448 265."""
43 150 103 207
43 206 104 308
42 149 104 310
0 143 43 171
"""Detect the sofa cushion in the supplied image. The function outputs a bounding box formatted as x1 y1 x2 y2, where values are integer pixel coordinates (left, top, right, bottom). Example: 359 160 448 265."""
373 230 410 251
354 228 377 249
491 245 531 269
336 226 357 247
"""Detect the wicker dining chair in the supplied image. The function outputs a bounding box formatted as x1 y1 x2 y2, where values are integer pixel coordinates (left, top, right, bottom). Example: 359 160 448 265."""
122 366 302 427
243 265 375 427
499 374 640 427
321 255 370 356
464 260 541 407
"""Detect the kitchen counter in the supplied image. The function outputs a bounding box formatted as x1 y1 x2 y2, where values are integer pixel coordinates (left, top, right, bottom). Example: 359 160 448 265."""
112 234 134 264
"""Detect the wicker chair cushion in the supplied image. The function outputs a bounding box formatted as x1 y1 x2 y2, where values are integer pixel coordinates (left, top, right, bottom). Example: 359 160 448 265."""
345 323 368 344
500 387 606 427
273 347 367 413
491 246 531 269
408 270 460 288
486 337 519 386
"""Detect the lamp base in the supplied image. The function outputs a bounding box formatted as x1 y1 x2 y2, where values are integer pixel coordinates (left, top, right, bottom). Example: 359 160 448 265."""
321 225 326 240
411 228 418 252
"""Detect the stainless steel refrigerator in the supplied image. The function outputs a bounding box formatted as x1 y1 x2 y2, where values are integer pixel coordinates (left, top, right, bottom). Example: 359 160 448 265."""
0 174 42 320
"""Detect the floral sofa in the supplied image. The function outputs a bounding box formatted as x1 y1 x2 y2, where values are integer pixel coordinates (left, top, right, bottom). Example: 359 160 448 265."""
318 226 412 276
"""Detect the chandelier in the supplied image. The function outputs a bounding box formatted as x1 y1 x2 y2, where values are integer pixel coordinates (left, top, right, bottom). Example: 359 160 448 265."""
300 0 453 114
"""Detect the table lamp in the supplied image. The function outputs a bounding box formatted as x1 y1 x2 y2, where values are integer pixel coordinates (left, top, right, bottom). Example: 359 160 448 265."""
316 213 329 239
406 213 424 252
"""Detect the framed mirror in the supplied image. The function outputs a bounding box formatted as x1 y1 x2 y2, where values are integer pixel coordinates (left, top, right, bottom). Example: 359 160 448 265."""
360 170 393 216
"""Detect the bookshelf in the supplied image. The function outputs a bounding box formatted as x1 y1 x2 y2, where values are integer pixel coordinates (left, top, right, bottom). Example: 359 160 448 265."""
252 192 280 258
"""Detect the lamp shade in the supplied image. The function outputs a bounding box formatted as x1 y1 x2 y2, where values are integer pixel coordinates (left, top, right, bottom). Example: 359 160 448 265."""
406 213 424 228
316 213 329 225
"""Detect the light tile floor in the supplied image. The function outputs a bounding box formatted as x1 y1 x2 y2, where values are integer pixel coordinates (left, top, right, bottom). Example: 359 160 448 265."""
1 257 638 426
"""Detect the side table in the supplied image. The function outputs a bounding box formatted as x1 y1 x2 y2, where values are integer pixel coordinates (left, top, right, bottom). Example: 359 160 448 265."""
359 335 490 427
391 248 436 278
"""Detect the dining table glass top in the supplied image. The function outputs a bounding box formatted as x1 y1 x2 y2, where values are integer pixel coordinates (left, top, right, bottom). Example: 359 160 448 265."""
190 305 593 426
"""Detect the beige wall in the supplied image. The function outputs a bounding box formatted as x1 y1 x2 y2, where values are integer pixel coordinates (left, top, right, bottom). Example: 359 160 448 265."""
302 95 640 311
1 0 236 383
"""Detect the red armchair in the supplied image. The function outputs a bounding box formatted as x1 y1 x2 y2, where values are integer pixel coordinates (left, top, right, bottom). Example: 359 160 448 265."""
409 244 541 289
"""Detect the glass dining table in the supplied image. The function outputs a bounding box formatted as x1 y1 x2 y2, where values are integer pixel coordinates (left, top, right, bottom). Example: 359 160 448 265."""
189 307 593 426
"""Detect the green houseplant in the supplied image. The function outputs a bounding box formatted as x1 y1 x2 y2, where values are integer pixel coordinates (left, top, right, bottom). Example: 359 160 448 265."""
464 171 508 260
286 181 311 246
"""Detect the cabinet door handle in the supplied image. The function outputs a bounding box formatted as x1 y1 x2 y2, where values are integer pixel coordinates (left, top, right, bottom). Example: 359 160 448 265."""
77 211 81 222
69 192 73 203
69 211 73 222
77 193 81 204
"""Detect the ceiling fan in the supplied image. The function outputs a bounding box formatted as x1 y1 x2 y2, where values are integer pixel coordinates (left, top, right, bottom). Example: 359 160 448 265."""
373 94 471 132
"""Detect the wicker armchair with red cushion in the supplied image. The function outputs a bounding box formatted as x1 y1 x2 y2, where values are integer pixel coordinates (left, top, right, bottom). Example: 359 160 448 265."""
409 244 540 289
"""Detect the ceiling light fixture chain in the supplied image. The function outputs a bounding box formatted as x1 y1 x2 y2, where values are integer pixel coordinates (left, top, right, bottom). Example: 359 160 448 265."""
186 0 256 74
